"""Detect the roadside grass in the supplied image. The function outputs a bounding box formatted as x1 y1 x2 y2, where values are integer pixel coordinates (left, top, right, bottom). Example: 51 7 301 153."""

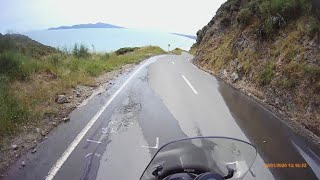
0 43 165 138
189 46 197 55
115 47 139 55
0 75 30 136
200 13 320 92
207 32 236 72
170 48 184 55
257 62 275 85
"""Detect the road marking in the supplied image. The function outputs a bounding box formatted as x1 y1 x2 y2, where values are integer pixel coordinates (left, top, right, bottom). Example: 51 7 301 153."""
179 156 184 167
182 75 198 95
85 153 93 158
172 61 175 65
45 59 151 180
101 128 108 134
85 153 101 158
121 121 133 127
110 128 119 134
86 139 102 144
108 120 117 125
141 137 159 149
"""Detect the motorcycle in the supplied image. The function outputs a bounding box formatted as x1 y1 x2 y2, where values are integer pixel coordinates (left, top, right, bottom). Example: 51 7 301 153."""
140 137 257 180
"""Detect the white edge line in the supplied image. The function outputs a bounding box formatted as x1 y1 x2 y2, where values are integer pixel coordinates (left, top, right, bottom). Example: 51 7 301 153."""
45 60 150 180
182 75 198 95
291 140 320 179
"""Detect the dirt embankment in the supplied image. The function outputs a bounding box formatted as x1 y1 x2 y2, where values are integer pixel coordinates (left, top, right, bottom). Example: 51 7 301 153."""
0 63 136 175
191 0 320 145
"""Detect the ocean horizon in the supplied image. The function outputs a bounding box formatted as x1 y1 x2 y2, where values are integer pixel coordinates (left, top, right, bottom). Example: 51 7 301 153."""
24 28 196 52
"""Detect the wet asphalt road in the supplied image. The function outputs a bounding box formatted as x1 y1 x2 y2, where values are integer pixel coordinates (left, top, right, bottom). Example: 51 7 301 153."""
2 53 320 180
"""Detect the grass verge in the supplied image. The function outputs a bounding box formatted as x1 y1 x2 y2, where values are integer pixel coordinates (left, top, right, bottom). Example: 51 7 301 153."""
0 42 165 139
170 48 184 55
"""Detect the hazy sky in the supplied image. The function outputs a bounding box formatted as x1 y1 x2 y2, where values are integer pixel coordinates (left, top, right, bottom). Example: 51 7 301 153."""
1 0 226 35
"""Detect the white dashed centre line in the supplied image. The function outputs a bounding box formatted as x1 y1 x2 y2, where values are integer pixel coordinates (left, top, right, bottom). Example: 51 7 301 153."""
182 75 198 95
172 61 175 65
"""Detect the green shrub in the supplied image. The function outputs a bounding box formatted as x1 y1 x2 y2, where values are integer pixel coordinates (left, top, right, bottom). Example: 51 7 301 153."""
58 46 71 54
219 0 239 12
0 36 15 53
48 54 63 67
115 47 139 55
299 0 312 13
79 44 90 58
0 51 36 80
101 52 111 60
258 0 313 19
305 17 320 37
257 17 275 39
0 52 21 74
68 58 81 71
259 1 272 17
258 14 287 39
258 63 275 85
72 44 79 57
303 65 320 82
171 48 183 55
315 81 320 93
237 8 252 26
0 75 29 136
85 62 103 76
282 77 298 88
271 0 299 18
264 17 277 35
247 0 260 13
72 44 90 59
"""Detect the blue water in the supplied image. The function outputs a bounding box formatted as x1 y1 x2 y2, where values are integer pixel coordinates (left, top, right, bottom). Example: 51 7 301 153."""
24 28 195 52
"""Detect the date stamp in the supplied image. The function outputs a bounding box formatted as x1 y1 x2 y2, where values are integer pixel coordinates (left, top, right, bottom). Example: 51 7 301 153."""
264 163 307 168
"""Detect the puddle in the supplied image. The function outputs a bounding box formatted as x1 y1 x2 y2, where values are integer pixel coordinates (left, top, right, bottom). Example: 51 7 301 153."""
218 80 319 179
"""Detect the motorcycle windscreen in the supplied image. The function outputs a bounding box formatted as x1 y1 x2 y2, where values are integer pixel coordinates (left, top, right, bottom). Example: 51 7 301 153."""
140 137 257 180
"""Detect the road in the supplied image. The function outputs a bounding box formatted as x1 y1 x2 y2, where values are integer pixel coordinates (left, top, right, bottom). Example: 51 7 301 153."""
3 53 320 180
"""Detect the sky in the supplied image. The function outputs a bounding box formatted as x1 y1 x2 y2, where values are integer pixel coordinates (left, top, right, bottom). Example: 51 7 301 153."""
0 0 227 35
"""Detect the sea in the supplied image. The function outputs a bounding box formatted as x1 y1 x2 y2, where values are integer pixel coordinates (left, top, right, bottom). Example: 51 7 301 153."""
24 28 196 52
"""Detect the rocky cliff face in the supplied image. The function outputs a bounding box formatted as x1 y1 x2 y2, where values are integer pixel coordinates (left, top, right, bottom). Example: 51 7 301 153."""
192 0 320 138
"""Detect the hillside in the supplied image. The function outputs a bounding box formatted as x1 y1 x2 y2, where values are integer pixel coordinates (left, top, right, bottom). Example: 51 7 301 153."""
0 33 57 57
48 22 123 30
192 0 320 139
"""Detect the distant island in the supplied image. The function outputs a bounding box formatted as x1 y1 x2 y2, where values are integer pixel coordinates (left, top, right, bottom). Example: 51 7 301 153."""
48 22 124 30
171 33 196 40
